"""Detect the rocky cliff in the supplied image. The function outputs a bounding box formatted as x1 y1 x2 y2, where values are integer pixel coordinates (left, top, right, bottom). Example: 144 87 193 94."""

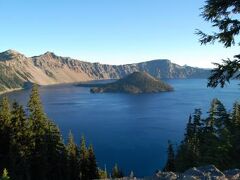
0 49 210 93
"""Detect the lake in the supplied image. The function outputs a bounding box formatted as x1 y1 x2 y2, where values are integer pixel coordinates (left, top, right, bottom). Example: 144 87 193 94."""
3 79 240 177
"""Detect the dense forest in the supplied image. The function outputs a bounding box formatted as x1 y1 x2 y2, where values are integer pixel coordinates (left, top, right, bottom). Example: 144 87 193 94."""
164 99 240 172
0 85 125 180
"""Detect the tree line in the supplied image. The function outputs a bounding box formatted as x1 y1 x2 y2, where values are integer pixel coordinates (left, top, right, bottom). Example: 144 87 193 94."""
164 98 240 172
0 85 124 180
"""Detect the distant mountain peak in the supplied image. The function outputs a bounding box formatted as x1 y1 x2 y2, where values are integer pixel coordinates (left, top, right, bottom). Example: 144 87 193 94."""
5 49 20 54
3 49 23 55
42 51 57 58
0 49 25 61
30 51 58 61
44 51 55 55
152 59 170 62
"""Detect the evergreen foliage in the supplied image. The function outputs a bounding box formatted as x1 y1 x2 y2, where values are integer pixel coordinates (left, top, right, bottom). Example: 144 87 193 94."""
79 136 89 179
129 171 134 178
111 164 124 178
45 121 67 180
88 145 99 179
231 102 240 167
196 0 240 88
98 167 108 179
1 168 10 180
0 85 99 180
163 141 175 172
28 84 49 180
0 97 12 173
9 102 31 180
175 110 202 171
171 99 240 172
66 131 79 180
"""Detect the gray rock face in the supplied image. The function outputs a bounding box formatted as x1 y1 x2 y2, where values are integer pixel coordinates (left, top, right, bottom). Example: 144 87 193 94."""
96 167 240 180
224 169 240 180
155 171 178 180
153 165 237 180
182 167 204 177
180 165 226 180
196 165 225 177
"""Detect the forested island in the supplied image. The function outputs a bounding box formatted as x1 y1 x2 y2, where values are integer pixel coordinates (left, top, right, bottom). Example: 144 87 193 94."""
89 72 173 93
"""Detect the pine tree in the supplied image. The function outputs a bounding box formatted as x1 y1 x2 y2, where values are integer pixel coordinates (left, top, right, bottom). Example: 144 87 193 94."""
66 131 79 180
79 135 89 180
175 99 235 171
98 166 107 179
208 99 231 169
45 121 68 180
0 97 12 173
175 110 202 171
185 115 193 143
232 102 240 127
28 84 49 180
196 0 240 88
163 141 175 172
112 164 119 178
0 85 104 180
230 102 240 167
1 168 10 180
9 102 31 180
175 116 193 171
191 109 202 163
87 145 99 179
111 164 123 178
208 99 229 130
129 171 134 178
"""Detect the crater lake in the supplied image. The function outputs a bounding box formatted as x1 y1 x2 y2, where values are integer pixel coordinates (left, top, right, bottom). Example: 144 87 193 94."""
2 79 240 177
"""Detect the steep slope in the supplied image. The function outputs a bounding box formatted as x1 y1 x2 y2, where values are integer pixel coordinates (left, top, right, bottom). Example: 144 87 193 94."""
0 49 210 93
90 72 173 93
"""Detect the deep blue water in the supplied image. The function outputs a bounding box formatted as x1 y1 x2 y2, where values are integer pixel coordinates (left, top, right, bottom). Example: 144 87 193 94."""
3 79 240 177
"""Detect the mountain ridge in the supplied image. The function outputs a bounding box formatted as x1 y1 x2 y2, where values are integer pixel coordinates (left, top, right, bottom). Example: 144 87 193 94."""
0 49 210 93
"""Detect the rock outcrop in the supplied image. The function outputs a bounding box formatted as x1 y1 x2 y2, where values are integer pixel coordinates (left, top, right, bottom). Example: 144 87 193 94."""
0 49 210 93
93 165 239 179
154 165 240 180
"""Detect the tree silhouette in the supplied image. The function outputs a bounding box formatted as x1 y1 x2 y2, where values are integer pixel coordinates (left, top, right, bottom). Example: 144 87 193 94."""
196 0 240 88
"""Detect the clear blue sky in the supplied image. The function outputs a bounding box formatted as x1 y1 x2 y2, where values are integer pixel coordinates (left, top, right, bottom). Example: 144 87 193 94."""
1 0 239 67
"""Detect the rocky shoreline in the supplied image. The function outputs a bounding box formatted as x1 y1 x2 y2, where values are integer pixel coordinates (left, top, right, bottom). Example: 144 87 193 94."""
155 165 239 180
0 87 23 95
100 165 240 180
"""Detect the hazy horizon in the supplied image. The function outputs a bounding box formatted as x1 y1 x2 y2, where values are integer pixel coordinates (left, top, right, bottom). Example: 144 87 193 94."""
1 0 239 68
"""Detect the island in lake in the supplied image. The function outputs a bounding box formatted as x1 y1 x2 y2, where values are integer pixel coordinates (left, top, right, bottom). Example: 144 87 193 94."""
88 71 173 93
